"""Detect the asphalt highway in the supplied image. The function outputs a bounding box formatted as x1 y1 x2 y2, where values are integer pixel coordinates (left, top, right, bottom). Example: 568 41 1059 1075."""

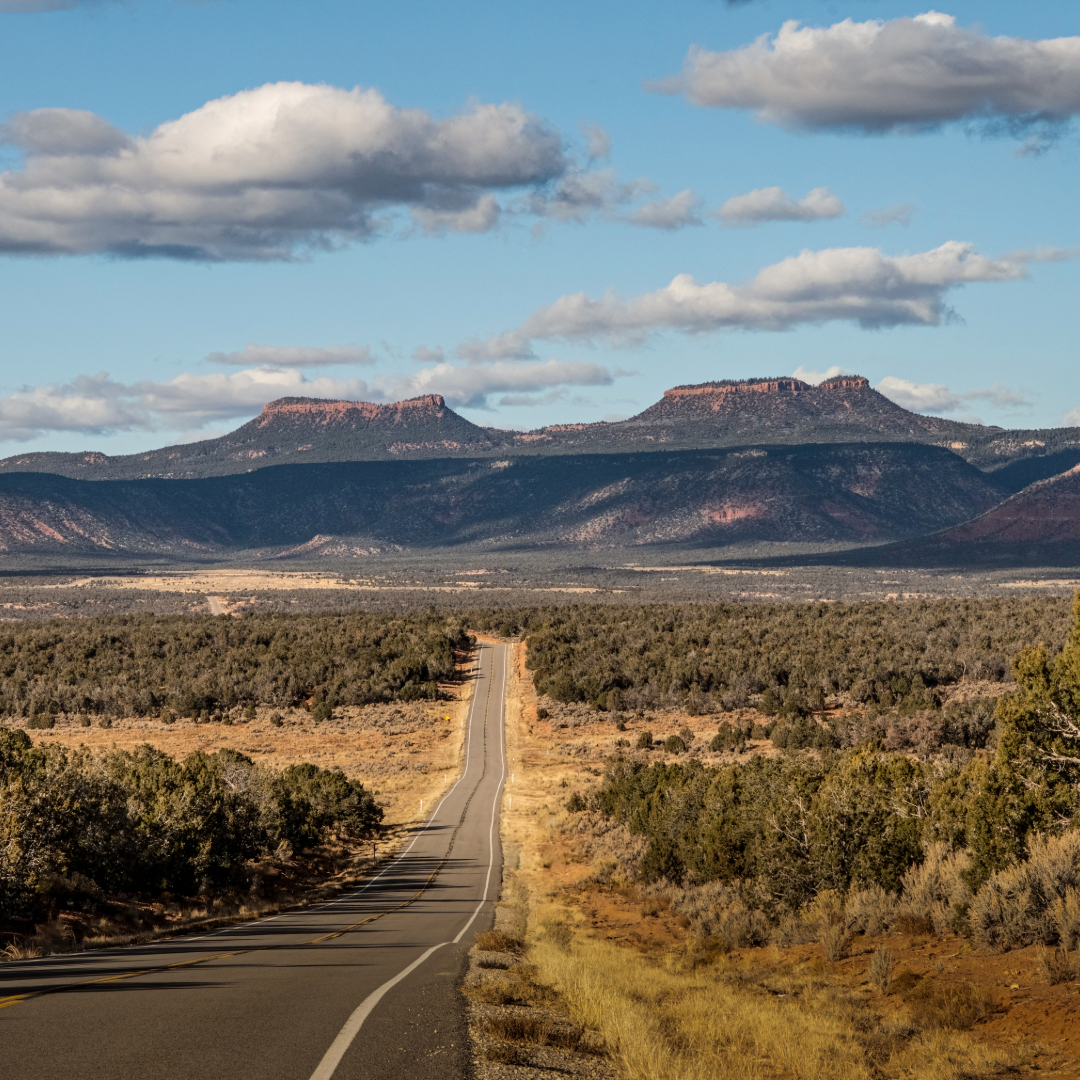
0 643 509 1080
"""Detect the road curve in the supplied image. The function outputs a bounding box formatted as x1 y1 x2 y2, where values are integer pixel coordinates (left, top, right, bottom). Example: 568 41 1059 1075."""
0 643 509 1080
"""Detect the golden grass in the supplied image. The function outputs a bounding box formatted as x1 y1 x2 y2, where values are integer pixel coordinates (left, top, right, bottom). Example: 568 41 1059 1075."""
528 933 1017 1080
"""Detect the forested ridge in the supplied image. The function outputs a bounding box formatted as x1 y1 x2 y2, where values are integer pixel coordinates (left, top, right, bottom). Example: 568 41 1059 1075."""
0 611 473 721
473 597 1075 712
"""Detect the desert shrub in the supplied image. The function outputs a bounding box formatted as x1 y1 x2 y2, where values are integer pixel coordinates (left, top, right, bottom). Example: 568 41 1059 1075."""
970 831 1080 950
821 922 853 961
663 735 686 754
635 731 653 750
565 792 587 813
25 714 55 730
869 947 895 994
1052 887 1080 950
904 980 994 1031
475 929 523 953
898 842 974 936
1037 947 1077 985
713 901 771 948
269 712 283 727
847 884 897 936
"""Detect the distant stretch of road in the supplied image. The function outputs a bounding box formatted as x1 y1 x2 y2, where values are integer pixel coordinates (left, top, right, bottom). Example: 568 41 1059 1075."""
0 643 509 1080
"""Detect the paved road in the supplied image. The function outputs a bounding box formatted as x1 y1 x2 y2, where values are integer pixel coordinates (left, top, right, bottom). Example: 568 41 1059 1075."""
0 643 509 1080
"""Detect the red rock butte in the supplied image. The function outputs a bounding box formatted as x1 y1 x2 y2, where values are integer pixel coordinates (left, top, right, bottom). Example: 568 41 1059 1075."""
257 394 447 426
663 375 870 399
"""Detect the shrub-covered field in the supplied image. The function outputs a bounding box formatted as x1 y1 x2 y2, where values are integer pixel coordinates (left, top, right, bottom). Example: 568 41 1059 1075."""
580 593 1080 952
0 611 473 721
502 597 1075 712
0 732 382 921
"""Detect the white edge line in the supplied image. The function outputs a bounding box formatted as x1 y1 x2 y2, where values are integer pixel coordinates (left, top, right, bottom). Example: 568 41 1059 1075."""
306 644 510 1080
306 942 448 1080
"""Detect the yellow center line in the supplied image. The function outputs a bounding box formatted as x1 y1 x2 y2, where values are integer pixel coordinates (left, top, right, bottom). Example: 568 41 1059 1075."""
0 857 450 1012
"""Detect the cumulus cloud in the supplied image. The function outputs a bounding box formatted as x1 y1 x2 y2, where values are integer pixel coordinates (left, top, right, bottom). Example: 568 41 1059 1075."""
205 343 374 368
791 365 853 385
0 358 620 440
862 204 914 228
877 376 1033 415
1065 407 1080 427
0 82 567 260
717 186 844 226
626 189 703 230
459 241 1039 359
655 12 1080 135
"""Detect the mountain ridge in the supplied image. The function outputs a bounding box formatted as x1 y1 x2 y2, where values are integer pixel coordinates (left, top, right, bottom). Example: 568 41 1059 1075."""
2 375 1077 484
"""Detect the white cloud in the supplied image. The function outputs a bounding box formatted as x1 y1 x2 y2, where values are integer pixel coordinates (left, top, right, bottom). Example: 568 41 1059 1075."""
375 359 616 411
580 122 612 162
791 365 853 386
459 241 1039 359
522 168 652 225
205 343 374 368
655 12 1080 135
0 368 373 441
877 376 1033 415
876 376 961 413
626 189 703 230
862 204 914 228
0 82 567 259
717 186 844 226
412 346 445 364
1065 407 1080 427
0 359 621 440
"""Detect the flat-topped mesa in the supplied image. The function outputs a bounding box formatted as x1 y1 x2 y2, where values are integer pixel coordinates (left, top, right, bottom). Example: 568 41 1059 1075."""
257 394 447 426
664 377 811 398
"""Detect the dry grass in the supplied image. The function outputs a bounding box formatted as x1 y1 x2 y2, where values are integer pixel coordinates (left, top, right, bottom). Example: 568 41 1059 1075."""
528 934 1016 1080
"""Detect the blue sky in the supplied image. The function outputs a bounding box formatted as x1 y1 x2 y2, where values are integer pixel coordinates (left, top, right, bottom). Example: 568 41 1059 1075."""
0 0 1076 453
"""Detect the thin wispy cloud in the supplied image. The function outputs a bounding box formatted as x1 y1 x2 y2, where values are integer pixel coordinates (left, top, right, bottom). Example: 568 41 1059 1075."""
205 343 375 368
877 376 1033 416
862 204 914 228
654 12 1080 138
459 242 1063 360
716 186 843 226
